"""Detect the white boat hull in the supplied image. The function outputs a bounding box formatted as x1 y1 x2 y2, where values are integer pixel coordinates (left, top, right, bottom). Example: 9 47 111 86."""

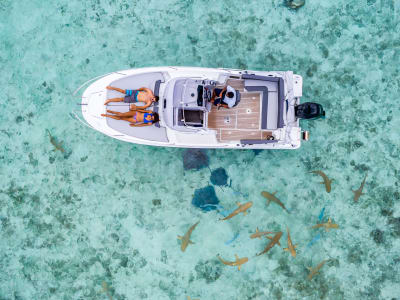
78 66 305 149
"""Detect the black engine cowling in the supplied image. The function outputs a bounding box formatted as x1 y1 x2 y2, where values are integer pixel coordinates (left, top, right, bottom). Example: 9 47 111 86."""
295 102 325 120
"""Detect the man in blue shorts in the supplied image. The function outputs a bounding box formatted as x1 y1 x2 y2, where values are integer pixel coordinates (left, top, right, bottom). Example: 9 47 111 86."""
104 86 158 109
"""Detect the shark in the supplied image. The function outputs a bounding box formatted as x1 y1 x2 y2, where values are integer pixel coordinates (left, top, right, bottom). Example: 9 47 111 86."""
217 254 249 271
310 170 333 193
250 228 275 239
101 281 113 300
307 259 328 280
256 231 283 256
306 233 321 249
177 221 199 252
318 207 325 222
46 129 65 153
311 218 339 232
261 191 289 213
283 227 297 258
225 232 240 245
352 173 367 202
220 201 252 221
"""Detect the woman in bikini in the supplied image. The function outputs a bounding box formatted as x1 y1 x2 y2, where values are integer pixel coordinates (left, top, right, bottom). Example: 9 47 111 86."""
104 86 159 109
101 109 160 127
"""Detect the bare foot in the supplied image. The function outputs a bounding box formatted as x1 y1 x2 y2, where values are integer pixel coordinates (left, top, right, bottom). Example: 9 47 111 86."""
101 114 106 117
104 100 111 105
130 104 137 110
106 86 113 90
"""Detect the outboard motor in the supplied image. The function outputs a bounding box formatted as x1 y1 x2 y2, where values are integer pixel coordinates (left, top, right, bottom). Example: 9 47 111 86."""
295 102 325 120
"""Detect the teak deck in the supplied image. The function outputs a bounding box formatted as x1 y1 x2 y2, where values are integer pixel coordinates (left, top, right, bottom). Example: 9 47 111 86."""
207 79 272 141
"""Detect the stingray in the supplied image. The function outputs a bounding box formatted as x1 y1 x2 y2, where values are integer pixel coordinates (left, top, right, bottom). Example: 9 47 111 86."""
210 167 229 187
182 149 209 170
192 186 219 212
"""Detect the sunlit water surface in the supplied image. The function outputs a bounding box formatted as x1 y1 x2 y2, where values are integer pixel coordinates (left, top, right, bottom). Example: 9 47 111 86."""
0 0 399 299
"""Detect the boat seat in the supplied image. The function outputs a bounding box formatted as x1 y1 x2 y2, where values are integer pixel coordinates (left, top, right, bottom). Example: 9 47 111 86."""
152 80 162 127
211 88 241 108
242 74 284 129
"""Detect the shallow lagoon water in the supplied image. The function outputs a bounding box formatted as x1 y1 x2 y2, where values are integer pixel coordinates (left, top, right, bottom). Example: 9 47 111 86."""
0 0 399 299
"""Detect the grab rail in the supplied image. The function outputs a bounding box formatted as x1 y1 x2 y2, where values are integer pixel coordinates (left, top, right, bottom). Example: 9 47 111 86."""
69 111 94 129
72 72 114 96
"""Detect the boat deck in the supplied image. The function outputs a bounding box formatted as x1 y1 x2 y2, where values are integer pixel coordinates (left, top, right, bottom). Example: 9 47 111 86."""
207 79 272 142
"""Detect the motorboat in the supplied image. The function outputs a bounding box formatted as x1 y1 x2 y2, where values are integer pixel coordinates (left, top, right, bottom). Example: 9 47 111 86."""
74 66 325 149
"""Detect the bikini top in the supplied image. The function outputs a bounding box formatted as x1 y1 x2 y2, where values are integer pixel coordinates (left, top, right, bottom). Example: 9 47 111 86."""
142 113 153 124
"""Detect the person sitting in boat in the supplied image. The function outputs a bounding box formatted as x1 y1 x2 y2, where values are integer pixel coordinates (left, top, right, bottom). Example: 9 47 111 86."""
101 109 159 127
210 85 237 109
104 86 159 109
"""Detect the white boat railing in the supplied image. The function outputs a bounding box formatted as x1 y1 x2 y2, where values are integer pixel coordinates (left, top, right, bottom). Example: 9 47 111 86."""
72 72 114 96
69 111 94 130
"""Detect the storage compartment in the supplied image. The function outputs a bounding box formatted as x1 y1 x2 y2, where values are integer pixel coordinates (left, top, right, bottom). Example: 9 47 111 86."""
177 109 204 127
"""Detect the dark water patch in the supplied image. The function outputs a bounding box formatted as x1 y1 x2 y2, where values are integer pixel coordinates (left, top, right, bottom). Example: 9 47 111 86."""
334 72 359 87
130 249 148 272
159 280 176 299
19 256 40 282
253 149 263 156
27 215 53 235
275 257 293 277
370 229 384 244
187 34 198 45
111 252 129 268
82 174 102 185
306 64 318 77
367 187 398 210
388 217 400 238
182 149 209 170
0 0 12 12
380 209 393 217
40 233 66 249
210 167 228 186
15 116 25 123
50 191 81 205
300 155 323 171
239 279 269 299
318 43 330 58
160 250 167 264
42 82 54 94
349 160 370 172
152 199 161 206
358 286 381 299
347 246 363 264
192 186 219 211
0 182 33 204
113 177 126 189
110 233 119 242
28 152 38 166
236 58 248 70
194 258 222 283
54 209 76 230
63 149 73 160
0 129 12 138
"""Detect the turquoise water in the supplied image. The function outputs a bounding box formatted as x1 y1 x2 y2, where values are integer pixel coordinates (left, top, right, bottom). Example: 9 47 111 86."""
1 0 399 299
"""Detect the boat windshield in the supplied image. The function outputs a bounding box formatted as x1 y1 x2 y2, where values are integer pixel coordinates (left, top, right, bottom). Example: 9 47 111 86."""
163 78 215 131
